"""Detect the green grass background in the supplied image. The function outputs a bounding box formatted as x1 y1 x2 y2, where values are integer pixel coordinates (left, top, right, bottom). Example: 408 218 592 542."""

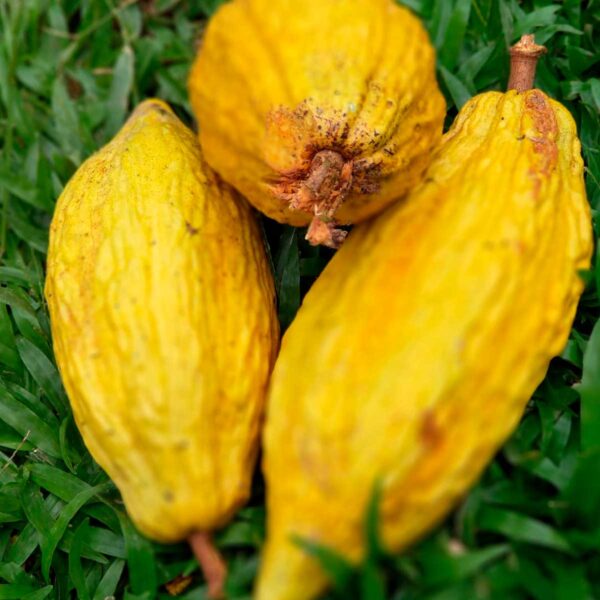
0 0 599 598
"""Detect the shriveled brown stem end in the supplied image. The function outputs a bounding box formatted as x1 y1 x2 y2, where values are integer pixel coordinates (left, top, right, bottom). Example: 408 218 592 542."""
188 532 227 599
306 217 348 248
507 34 547 93
285 149 353 248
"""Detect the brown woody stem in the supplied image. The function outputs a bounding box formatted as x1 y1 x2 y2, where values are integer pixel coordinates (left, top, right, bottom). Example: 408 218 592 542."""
301 151 349 207
188 532 227 599
507 34 547 92
297 150 353 248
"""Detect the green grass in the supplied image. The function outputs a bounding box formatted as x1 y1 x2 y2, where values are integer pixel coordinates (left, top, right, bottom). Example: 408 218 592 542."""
0 0 599 598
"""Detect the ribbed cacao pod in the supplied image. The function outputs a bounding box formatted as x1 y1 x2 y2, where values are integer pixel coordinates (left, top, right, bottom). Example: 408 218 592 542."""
188 0 445 247
45 99 279 597
257 38 593 600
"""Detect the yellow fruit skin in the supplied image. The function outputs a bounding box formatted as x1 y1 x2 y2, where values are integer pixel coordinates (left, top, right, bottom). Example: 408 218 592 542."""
45 100 279 543
257 89 593 600
188 0 445 227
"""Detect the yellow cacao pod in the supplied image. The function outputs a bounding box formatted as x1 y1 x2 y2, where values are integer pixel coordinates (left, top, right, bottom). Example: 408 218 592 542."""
188 0 445 247
45 100 279 544
257 88 593 599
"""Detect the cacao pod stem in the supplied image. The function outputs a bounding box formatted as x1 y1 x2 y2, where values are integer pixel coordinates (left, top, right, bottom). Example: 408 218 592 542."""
291 149 352 248
188 532 227 599
508 34 547 93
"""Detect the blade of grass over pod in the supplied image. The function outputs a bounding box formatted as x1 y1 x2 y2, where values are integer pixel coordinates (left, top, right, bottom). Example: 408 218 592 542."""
360 562 386 600
292 536 354 592
364 481 384 561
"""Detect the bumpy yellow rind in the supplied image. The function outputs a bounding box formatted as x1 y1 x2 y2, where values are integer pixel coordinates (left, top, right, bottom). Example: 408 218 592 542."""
45 99 279 543
257 90 593 600
188 0 445 226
